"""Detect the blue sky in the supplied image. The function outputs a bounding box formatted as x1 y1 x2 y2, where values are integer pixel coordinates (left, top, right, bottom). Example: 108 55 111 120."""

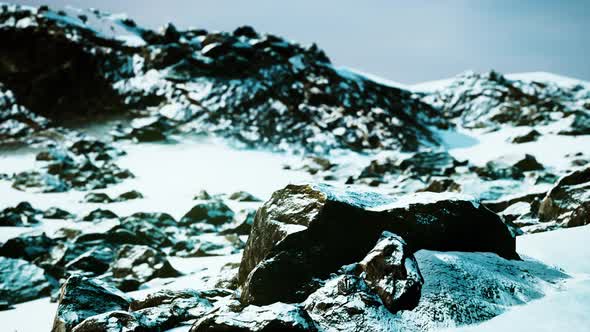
13 0 590 83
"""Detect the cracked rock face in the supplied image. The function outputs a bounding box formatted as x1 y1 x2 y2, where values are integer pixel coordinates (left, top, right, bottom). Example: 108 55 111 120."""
238 184 517 306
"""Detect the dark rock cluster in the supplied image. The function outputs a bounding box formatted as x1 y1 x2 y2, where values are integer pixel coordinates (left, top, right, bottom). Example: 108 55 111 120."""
11 138 132 192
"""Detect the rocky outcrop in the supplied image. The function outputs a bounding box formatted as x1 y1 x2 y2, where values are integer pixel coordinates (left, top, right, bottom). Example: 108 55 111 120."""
0 4 448 152
238 184 517 305
421 71 590 130
538 167 590 228
12 139 132 192
52 275 131 332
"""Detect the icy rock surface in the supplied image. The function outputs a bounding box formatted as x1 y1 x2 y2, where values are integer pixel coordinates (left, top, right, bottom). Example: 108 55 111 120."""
0 256 52 306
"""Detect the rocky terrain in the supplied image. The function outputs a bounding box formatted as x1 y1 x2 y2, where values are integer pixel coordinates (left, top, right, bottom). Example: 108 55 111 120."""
0 3 589 332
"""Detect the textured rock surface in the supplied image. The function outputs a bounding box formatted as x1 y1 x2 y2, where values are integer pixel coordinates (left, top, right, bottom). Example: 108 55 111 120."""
239 184 517 305
538 167 590 228
191 302 318 332
359 232 423 312
0 257 52 305
51 275 131 332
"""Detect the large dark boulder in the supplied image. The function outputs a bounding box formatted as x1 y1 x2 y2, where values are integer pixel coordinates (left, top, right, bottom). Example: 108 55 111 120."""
51 275 131 332
238 184 517 305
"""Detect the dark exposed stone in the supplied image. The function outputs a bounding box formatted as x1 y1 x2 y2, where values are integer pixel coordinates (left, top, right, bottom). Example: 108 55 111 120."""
0 257 52 305
0 232 56 261
538 167 590 227
511 129 541 144
44 207 76 219
228 191 262 202
109 245 181 289
82 209 119 221
181 201 235 227
238 184 517 305
82 192 113 203
115 190 144 202
359 232 423 312
51 275 131 332
417 178 462 193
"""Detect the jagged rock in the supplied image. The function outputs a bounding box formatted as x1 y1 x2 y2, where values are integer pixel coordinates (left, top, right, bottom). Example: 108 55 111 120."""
0 257 52 305
65 247 114 276
511 129 541 143
109 245 180 289
417 178 461 193
44 207 76 219
76 218 172 248
421 71 587 129
14 140 132 192
131 289 217 330
115 190 144 202
82 192 113 203
51 275 131 332
194 190 212 200
238 184 516 305
0 232 56 261
513 154 544 171
538 167 590 227
82 209 119 221
191 302 318 332
303 274 393 331
180 201 235 228
0 201 42 226
359 157 398 179
483 191 546 213
71 311 140 332
359 232 423 312
228 191 262 202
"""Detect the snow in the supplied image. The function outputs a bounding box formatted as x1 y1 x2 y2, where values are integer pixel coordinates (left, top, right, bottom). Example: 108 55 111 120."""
445 225 590 332
335 66 410 90
372 191 479 211
0 137 312 221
